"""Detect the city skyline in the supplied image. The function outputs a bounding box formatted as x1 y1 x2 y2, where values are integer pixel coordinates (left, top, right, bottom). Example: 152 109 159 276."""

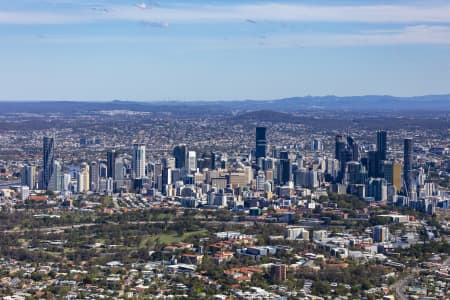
0 1 449 298
0 101 448 298
1 0 450 101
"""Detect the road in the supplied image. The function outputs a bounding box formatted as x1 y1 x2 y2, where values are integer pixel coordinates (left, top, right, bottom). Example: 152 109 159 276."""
391 274 411 300
390 267 420 300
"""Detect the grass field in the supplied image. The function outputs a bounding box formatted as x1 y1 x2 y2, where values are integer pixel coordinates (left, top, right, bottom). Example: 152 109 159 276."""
140 229 208 247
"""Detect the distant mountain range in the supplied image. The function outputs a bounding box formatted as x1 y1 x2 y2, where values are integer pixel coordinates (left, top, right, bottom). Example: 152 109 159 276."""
0 94 449 114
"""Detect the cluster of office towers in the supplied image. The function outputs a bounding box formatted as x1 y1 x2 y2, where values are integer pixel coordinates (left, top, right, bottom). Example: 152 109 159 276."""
21 129 415 203
255 127 415 202
333 131 414 201
21 137 207 194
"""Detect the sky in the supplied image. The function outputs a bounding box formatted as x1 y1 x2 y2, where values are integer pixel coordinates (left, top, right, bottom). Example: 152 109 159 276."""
1 0 450 101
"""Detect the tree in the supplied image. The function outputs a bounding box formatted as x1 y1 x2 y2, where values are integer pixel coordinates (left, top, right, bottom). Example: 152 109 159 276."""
312 280 331 295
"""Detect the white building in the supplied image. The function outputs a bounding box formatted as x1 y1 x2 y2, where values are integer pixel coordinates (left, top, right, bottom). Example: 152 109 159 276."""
187 151 197 172
133 144 146 178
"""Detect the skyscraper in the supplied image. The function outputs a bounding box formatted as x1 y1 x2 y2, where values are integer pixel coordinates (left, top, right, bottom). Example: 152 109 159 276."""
114 157 124 181
132 144 146 179
383 161 402 191
368 151 380 178
369 178 388 202
255 127 267 160
278 151 291 185
107 150 116 179
48 160 62 192
21 165 36 190
77 163 90 193
335 134 349 181
173 144 187 169
89 161 99 192
42 136 54 191
347 135 360 161
187 151 197 171
376 130 387 161
403 138 413 197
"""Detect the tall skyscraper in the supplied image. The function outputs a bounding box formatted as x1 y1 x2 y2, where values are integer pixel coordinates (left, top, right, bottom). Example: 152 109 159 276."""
114 157 124 181
335 134 350 181
132 144 146 178
278 151 291 185
173 144 187 169
255 127 267 160
403 138 413 197
368 151 380 178
383 161 402 191
21 165 36 190
347 136 360 161
42 136 55 190
107 150 117 179
77 163 90 193
368 178 388 202
89 161 99 192
187 151 197 171
48 160 62 192
377 130 388 160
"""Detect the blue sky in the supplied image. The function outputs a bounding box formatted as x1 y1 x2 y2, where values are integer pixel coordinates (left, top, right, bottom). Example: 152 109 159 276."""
1 0 450 101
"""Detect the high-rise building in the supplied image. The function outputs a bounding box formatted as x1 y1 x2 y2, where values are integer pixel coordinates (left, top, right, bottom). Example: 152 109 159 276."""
295 168 319 188
21 165 36 190
403 138 413 197
99 162 108 178
162 157 176 170
187 151 197 171
63 173 71 191
173 144 187 169
114 157 124 181
383 161 402 191
132 144 146 178
42 136 55 190
347 136 360 161
48 160 62 192
271 264 287 282
153 162 162 186
335 134 350 181
346 161 364 185
278 151 291 185
256 172 266 191
89 161 99 192
311 138 323 152
368 151 380 178
368 178 388 202
255 127 267 160
377 130 387 161
107 150 117 179
372 225 389 243
77 164 90 193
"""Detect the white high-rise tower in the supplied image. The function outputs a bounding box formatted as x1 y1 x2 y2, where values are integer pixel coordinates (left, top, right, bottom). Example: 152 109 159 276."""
133 144 146 178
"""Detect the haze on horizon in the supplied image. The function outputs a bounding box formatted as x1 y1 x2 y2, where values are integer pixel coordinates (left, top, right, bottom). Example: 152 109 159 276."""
1 0 450 101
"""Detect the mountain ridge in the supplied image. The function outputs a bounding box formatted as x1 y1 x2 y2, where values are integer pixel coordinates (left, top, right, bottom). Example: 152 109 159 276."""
0 94 449 113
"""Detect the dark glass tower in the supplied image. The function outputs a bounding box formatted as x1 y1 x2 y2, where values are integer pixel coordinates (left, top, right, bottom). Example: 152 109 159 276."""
377 130 387 160
335 134 348 181
42 136 54 190
278 151 291 185
403 138 413 197
173 144 187 169
255 127 267 160
368 151 379 178
107 150 116 179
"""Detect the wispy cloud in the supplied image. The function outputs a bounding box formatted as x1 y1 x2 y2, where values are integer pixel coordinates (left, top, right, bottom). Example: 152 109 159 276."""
262 25 450 47
11 25 450 48
2 3 450 25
